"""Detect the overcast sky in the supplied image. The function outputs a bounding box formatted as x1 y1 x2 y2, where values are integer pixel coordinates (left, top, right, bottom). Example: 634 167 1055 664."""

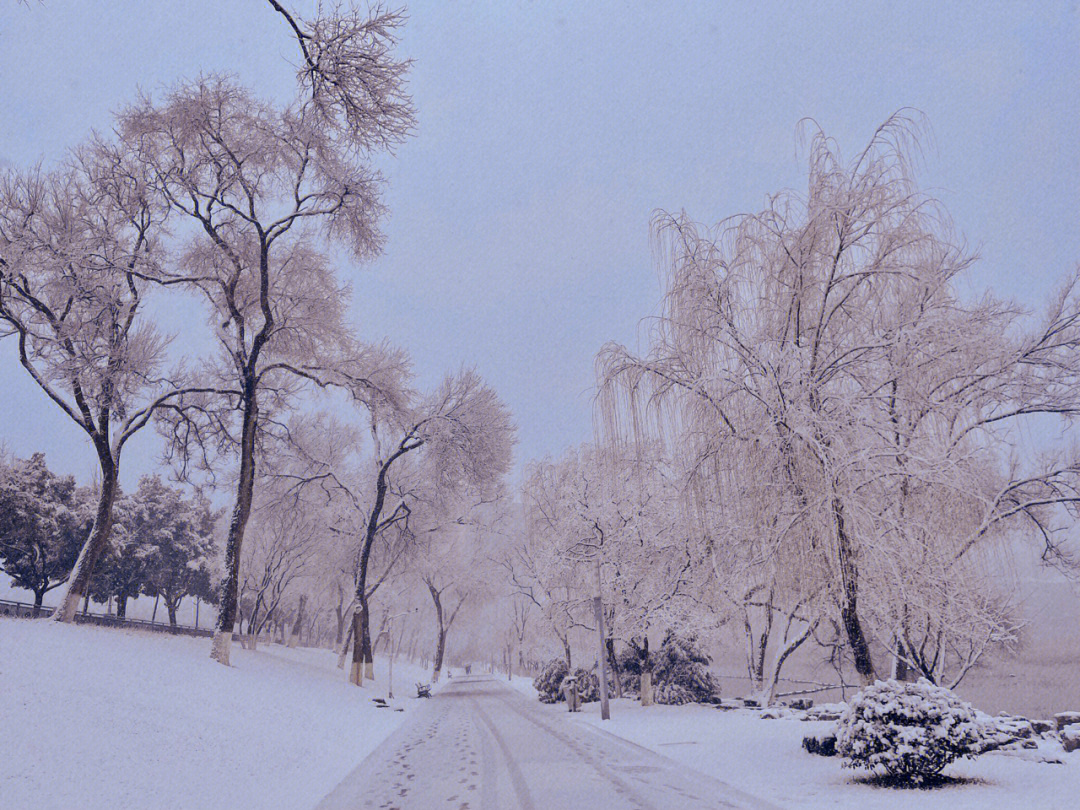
1 0 1078 489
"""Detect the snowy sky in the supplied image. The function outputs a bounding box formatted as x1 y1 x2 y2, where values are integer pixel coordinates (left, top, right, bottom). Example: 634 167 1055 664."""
1 0 1078 488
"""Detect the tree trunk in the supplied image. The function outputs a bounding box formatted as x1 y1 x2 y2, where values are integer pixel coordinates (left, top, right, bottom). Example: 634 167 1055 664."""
81 591 90 616
289 595 306 649
337 620 354 670
335 606 345 646
427 583 448 683
349 605 365 686
636 638 654 706
167 601 179 627
211 385 259 666
833 497 875 683
31 588 45 618
151 594 160 623
640 671 654 706
52 451 119 622
561 635 572 669
892 638 911 681
606 638 622 699
433 629 447 683
361 602 374 679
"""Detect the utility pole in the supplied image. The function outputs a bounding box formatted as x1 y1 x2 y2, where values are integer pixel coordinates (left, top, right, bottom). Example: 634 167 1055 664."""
594 555 610 721
569 536 611 721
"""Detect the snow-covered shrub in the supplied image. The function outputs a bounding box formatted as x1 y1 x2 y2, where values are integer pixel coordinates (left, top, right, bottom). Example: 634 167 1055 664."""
533 658 569 703
1063 724 1080 754
615 645 642 694
652 630 719 705
836 678 986 783
803 731 837 757
571 668 600 703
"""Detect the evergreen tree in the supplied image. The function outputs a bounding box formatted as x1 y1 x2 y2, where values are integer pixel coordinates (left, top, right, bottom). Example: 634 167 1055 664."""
0 454 88 614
652 630 719 705
135 477 219 626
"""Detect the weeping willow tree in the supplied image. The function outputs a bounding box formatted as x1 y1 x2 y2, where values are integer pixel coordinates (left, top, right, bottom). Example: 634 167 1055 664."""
597 112 1080 685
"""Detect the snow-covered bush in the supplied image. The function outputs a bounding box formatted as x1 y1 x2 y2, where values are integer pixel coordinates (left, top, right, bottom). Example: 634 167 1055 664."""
533 658 569 703
802 731 837 757
652 630 719 705
836 678 986 783
615 645 643 694
571 668 601 703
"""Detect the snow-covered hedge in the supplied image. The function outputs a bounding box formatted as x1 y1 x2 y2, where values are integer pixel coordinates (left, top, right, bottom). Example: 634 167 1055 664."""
836 678 986 783
533 658 569 703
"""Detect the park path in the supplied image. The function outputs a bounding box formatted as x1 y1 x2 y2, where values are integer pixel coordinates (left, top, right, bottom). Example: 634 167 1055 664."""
315 675 778 810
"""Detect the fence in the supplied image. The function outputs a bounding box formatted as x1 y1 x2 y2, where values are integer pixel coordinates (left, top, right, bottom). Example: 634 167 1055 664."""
0 598 215 639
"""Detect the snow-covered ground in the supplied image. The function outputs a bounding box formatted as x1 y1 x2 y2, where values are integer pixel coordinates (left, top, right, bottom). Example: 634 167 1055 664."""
0 617 432 810
563 698 1080 808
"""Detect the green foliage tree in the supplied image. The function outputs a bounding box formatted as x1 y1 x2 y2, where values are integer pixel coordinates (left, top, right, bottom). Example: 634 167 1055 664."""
0 454 88 614
135 476 219 626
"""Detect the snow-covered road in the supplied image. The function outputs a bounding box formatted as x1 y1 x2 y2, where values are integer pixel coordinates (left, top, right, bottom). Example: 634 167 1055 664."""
316 676 776 810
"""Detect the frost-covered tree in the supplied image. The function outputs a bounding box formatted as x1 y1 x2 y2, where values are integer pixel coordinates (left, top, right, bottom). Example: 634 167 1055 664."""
0 453 87 614
266 1 414 151
123 72 415 665
238 481 330 642
261 369 513 680
598 113 1080 684
87 492 146 619
520 443 703 702
0 146 210 623
134 477 218 626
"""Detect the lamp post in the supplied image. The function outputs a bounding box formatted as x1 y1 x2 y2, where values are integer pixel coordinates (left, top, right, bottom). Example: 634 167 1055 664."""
379 609 415 700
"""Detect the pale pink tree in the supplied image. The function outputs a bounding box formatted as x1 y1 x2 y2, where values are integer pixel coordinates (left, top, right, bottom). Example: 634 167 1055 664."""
267 369 515 681
119 73 413 664
598 114 1080 684
0 145 221 622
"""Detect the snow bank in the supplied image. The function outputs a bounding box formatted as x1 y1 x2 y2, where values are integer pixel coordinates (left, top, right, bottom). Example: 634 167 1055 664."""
0 618 426 810
566 698 1080 808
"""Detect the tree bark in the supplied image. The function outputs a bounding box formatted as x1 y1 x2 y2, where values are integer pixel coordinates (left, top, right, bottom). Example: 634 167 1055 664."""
289 595 306 649
116 593 128 619
606 638 622 699
640 672 654 706
832 497 875 683
636 638 654 706
349 605 365 686
429 584 445 683
32 588 45 618
167 601 179 627
360 600 374 679
211 383 259 666
52 450 119 622
892 638 911 681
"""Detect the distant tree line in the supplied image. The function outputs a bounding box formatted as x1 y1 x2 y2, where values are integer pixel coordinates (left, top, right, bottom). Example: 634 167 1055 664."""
0 453 218 621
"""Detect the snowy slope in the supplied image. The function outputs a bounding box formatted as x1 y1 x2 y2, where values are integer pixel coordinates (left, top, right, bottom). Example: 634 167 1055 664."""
0 618 430 810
